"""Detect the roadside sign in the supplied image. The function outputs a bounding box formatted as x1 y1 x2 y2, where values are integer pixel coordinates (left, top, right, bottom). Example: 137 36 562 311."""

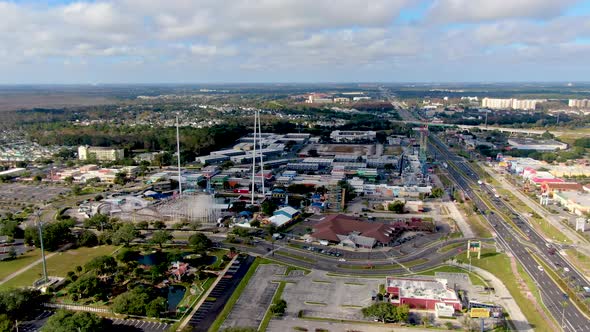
470 308 490 318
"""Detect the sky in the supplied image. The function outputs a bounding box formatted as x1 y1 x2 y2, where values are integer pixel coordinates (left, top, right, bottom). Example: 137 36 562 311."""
1 0 590 84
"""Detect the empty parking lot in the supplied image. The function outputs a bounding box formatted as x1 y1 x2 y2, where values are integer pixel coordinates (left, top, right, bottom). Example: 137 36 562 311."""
221 264 286 330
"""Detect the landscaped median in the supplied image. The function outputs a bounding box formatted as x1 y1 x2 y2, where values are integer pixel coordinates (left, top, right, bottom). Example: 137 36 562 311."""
258 281 286 332
336 258 427 270
274 250 316 263
530 251 590 317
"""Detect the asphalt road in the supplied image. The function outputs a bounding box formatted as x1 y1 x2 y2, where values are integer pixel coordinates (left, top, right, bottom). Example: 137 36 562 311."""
430 135 590 332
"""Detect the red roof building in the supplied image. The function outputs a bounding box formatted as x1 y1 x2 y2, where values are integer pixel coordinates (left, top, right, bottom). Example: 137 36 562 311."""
311 214 434 248
541 182 583 195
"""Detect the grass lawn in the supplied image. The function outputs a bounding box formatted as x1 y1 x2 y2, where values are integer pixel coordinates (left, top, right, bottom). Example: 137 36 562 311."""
0 245 119 290
438 242 464 254
208 249 229 269
0 248 41 281
463 207 492 238
274 251 316 263
454 249 554 331
564 249 590 276
337 258 427 271
208 257 262 332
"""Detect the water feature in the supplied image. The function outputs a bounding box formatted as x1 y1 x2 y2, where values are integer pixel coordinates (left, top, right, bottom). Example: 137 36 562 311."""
166 284 186 311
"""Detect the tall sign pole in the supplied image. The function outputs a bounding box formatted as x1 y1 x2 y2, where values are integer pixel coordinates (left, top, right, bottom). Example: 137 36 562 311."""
251 112 257 205
36 211 48 283
176 116 182 196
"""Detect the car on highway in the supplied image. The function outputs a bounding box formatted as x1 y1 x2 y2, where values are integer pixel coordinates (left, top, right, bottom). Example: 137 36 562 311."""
338 258 346 262
564 267 570 273
537 265 544 271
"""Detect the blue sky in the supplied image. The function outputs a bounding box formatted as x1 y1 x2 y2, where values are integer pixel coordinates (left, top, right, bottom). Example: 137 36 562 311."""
1 0 589 83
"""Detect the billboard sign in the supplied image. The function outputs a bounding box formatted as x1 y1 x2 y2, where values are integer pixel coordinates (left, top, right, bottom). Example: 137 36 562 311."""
470 308 490 318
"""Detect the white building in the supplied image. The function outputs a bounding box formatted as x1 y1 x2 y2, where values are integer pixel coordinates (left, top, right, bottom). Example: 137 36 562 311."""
78 146 124 161
481 98 545 110
330 130 376 143
568 99 590 108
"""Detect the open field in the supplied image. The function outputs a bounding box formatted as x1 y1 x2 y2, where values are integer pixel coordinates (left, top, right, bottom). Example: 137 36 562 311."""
317 144 374 156
0 93 117 111
0 245 119 290
0 249 41 280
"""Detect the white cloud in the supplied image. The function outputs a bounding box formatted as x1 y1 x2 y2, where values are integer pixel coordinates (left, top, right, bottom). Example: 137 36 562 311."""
427 0 579 23
0 0 589 82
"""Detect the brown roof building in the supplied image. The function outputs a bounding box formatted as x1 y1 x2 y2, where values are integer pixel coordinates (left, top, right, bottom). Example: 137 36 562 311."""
541 182 583 195
311 214 434 248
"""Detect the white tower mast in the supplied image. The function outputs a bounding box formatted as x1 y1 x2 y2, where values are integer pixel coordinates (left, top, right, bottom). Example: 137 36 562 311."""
257 110 265 196
251 112 257 204
176 116 182 196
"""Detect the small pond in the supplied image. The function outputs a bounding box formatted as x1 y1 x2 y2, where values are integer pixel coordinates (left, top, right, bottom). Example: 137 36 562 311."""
165 284 186 311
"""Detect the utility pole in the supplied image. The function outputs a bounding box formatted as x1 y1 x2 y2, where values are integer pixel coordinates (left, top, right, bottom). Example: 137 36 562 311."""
36 211 48 284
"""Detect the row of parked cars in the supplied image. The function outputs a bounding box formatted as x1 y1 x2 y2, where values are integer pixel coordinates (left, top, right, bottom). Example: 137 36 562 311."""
302 245 342 257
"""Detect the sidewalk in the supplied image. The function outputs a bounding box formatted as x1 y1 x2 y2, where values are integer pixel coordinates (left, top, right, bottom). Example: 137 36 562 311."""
483 166 590 256
176 255 239 331
0 243 71 286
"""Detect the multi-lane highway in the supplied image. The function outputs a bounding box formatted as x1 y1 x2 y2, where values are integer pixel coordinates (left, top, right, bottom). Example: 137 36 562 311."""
430 135 590 332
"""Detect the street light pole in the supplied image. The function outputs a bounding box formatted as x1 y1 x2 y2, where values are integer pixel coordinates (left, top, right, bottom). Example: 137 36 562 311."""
36 211 48 284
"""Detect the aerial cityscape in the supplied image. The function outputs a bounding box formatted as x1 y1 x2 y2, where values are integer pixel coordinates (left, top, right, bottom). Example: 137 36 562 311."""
1 1 590 332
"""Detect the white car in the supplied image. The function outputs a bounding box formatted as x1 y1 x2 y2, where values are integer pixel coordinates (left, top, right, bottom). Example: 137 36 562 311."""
338 258 346 262
537 265 544 272
564 267 570 273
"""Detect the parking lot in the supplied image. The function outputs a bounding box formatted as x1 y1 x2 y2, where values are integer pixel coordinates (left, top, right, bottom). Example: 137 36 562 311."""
281 270 381 320
0 183 68 214
221 264 286 330
187 256 255 332
110 318 170 332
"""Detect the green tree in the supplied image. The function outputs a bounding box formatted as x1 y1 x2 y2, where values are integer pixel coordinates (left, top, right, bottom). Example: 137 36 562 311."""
114 171 127 185
112 287 150 316
387 200 405 213
25 220 74 251
361 302 397 323
0 288 46 324
261 200 278 215
111 223 139 246
69 274 103 299
430 187 445 198
116 248 139 264
269 299 287 316
146 297 167 317
136 220 148 229
0 314 11 332
77 230 98 247
188 233 212 254
41 310 108 332
84 213 110 231
152 220 166 229
397 304 409 322
84 256 117 275
150 230 172 249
